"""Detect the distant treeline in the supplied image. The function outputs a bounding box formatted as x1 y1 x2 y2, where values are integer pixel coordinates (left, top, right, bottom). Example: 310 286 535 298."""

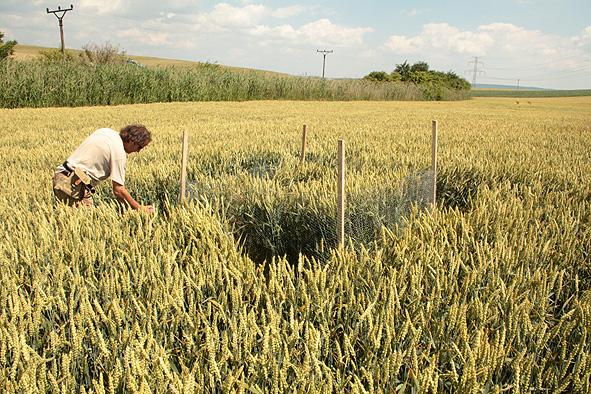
364 61 471 100
0 59 470 109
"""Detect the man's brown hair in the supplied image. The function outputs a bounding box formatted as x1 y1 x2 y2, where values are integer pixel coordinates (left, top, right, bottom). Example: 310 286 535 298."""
120 124 152 148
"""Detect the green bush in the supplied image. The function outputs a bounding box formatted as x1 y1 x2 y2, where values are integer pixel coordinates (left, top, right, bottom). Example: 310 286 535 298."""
363 71 392 82
0 31 17 61
363 61 471 101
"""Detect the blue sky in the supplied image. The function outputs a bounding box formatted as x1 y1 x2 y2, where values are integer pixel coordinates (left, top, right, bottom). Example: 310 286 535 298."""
1 0 590 89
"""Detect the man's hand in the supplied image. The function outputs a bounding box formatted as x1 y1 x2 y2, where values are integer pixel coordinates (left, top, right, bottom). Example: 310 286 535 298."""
142 205 155 214
112 181 147 211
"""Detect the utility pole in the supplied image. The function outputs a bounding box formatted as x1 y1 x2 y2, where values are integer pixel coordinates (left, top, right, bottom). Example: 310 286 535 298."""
317 49 333 79
516 79 520 91
467 56 485 87
46 4 74 56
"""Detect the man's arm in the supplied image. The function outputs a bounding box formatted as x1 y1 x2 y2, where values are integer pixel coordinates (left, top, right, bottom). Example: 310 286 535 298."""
112 181 154 212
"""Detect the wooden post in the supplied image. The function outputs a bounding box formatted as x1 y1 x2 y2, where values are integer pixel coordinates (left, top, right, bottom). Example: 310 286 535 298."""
180 130 189 202
431 120 438 205
300 124 308 163
337 139 345 247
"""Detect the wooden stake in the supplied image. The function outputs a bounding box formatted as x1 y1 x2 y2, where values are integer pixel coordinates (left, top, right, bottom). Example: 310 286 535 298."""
300 124 308 163
337 139 345 247
431 120 438 205
180 130 189 202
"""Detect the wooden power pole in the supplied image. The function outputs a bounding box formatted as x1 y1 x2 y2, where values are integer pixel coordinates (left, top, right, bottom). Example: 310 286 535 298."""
47 4 74 56
317 50 333 79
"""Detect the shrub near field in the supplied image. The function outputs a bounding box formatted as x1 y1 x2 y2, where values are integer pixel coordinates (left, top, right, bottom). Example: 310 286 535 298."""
0 60 470 108
0 98 590 392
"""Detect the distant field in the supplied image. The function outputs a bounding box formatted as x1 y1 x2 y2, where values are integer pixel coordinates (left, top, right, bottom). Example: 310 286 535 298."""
12 44 198 66
12 44 288 77
472 88 591 97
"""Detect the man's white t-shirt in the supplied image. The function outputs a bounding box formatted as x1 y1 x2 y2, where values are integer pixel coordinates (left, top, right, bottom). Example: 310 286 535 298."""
58 128 126 186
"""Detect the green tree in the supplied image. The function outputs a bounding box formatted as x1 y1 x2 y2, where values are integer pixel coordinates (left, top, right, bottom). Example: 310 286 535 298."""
394 61 411 81
0 31 17 61
444 71 471 90
362 60 470 97
410 61 429 72
409 70 432 84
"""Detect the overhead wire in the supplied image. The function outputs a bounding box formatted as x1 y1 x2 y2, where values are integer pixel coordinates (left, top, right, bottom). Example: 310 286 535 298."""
481 63 591 83
485 54 590 71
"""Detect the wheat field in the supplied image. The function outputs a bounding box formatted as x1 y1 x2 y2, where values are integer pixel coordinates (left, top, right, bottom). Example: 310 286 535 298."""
0 97 590 392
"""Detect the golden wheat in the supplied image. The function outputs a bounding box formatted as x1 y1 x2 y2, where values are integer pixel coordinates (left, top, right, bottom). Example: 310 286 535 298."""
0 97 589 392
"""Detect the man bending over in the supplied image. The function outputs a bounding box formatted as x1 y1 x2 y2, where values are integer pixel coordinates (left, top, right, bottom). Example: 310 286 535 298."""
53 124 154 213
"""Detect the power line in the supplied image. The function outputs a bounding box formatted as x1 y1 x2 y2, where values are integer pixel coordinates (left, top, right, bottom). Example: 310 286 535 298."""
483 64 591 83
485 54 590 71
525 65 591 79
520 71 591 82
46 4 74 56
317 49 333 79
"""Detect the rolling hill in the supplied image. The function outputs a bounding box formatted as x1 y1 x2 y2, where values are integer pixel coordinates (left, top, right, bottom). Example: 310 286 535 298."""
11 44 289 77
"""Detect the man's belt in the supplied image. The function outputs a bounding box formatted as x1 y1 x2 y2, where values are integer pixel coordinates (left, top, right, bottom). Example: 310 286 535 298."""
62 161 74 176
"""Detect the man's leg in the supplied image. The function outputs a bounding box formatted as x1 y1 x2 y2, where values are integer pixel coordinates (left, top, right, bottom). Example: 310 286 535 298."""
77 187 94 207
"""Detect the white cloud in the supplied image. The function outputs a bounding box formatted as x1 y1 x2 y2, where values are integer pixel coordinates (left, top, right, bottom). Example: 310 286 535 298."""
385 23 494 55
571 26 591 55
75 3 371 55
79 0 125 15
118 28 170 46
250 24 296 39
300 19 373 46
182 4 372 47
203 3 267 28
189 3 314 32
271 5 307 19
3 2 370 49
187 3 277 32
249 19 372 47
476 23 588 64
580 26 591 41
384 35 424 53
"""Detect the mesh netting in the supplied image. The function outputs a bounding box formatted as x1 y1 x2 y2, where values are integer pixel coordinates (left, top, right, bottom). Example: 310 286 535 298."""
186 161 435 264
